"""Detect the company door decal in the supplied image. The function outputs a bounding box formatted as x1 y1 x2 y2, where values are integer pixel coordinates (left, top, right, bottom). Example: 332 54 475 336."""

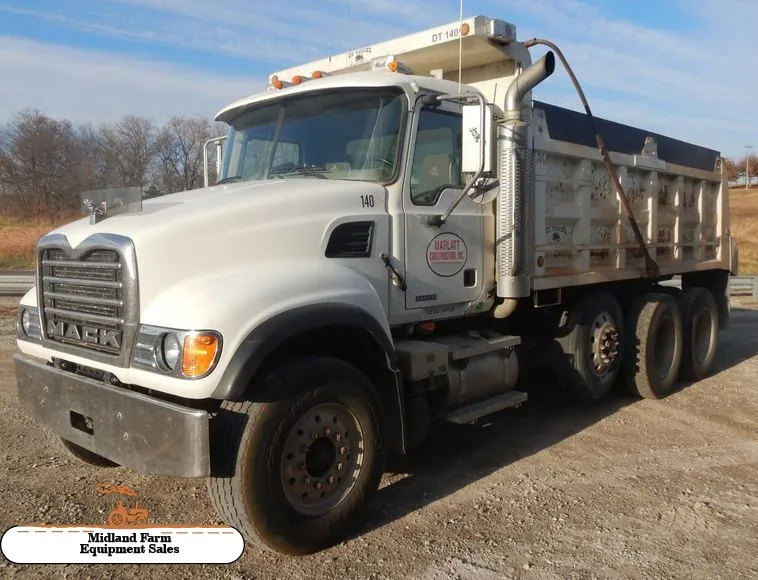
426 233 467 277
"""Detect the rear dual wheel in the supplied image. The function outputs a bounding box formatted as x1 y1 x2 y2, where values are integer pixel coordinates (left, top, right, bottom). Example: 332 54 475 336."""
678 287 720 381
620 292 683 399
619 286 719 398
555 291 624 402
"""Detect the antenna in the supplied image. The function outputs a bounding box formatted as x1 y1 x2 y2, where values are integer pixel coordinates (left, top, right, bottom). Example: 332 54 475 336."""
457 0 464 93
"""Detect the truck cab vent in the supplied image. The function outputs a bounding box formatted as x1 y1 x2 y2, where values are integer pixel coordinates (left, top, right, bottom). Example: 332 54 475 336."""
325 221 375 258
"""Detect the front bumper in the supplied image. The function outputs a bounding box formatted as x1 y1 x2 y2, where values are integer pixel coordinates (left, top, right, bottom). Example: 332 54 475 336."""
14 353 210 477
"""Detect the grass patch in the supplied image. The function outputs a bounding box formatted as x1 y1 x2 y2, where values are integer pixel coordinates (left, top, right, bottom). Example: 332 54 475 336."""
0 223 62 270
730 188 758 275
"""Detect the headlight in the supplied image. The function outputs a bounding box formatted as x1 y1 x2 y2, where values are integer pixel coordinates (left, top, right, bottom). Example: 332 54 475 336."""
132 325 222 379
17 307 41 341
21 310 31 335
161 333 182 370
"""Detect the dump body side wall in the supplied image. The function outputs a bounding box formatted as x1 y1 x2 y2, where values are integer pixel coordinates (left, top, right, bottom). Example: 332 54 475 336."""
528 101 732 291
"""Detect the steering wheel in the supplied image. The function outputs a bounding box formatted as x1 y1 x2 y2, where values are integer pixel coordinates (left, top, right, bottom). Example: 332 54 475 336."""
363 155 394 169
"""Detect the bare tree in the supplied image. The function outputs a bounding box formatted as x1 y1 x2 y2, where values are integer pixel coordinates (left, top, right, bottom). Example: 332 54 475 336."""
0 110 98 216
154 116 226 193
97 115 158 189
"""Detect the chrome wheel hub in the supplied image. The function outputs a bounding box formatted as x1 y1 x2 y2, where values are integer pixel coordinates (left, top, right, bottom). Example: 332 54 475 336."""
591 312 621 375
280 402 364 516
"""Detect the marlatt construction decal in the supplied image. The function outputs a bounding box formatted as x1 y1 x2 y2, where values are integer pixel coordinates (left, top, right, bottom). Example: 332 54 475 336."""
0 482 244 565
426 232 467 277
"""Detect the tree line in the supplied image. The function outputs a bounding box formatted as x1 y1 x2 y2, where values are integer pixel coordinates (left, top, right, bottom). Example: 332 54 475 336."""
724 156 758 186
0 109 228 221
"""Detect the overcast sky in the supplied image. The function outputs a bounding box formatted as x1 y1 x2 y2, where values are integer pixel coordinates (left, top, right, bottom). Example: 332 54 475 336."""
0 0 755 159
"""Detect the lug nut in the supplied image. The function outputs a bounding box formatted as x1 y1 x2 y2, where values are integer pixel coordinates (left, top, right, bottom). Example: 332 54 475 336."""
340 447 347 455
325 428 332 436
298 463 306 471
303 476 311 485
335 434 342 441
337 462 344 471
314 481 323 490
300 445 309 453
327 475 335 484
311 432 319 440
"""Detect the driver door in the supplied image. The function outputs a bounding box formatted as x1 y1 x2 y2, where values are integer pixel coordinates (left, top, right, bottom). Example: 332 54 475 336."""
403 99 486 310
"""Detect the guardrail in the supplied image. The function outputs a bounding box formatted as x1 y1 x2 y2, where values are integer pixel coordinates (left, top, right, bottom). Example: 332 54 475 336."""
0 272 34 297
660 275 758 300
0 272 756 299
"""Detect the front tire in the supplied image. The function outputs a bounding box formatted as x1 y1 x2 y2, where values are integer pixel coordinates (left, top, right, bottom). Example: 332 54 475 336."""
44 427 119 468
207 356 386 555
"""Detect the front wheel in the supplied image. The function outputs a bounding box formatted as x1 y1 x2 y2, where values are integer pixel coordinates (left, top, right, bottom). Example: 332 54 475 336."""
207 356 386 555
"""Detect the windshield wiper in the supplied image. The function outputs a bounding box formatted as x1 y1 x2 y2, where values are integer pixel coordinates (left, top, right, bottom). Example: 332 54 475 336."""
268 166 328 179
216 175 243 185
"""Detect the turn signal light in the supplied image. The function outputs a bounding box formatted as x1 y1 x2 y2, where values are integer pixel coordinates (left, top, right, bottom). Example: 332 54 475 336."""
292 75 304 85
181 333 220 378
388 60 399 72
312 70 324 79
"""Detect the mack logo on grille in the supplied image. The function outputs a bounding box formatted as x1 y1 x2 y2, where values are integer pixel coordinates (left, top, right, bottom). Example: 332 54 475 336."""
47 320 122 349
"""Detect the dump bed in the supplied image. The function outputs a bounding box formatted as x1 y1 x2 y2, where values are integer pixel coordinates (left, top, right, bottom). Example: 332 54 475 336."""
527 100 734 291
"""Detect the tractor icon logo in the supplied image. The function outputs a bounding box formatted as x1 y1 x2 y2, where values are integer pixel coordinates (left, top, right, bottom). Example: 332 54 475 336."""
107 500 149 526
95 483 150 527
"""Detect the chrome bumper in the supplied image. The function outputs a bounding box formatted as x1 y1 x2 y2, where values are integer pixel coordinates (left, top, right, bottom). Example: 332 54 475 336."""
13 353 210 477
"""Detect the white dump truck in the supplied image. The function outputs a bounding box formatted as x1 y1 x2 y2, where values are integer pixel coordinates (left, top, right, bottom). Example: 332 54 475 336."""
14 15 739 555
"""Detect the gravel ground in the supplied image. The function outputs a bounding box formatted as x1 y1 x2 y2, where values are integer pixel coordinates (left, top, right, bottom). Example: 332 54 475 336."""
0 295 756 579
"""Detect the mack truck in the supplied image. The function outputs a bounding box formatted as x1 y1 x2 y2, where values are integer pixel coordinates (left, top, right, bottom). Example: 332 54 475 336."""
13 15 739 556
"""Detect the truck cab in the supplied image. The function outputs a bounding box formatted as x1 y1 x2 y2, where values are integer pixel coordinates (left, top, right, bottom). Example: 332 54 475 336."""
14 14 737 556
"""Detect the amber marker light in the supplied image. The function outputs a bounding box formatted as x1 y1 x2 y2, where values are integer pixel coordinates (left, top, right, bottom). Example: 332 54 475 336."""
181 333 220 378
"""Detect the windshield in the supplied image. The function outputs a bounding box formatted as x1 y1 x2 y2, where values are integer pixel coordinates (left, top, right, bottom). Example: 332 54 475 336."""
219 87 406 184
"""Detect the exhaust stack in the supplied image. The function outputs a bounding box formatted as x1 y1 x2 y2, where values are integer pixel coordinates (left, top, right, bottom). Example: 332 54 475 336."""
495 51 556 311
504 51 556 123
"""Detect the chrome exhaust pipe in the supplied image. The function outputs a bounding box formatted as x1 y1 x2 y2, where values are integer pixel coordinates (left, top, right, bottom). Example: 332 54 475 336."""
504 51 556 123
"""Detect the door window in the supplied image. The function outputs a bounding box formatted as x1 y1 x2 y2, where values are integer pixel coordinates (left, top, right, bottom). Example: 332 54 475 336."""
410 108 463 206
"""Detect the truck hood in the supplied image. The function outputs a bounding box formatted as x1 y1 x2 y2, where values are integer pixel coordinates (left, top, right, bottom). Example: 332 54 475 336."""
42 178 388 314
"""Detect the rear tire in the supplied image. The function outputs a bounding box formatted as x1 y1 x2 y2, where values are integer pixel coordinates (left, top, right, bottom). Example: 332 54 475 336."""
621 292 683 399
555 291 624 402
678 286 719 381
207 356 386 555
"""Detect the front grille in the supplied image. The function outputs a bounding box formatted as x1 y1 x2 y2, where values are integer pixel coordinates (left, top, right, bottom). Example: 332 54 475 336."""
40 248 125 355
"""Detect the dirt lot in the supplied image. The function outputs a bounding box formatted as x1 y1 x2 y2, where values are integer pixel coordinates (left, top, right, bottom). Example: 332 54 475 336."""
0 296 756 579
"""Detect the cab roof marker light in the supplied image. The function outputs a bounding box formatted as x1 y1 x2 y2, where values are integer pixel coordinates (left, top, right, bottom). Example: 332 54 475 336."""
269 75 291 90
265 16 516 85
371 56 413 75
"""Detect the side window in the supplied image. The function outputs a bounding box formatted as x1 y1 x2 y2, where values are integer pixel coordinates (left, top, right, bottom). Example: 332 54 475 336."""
410 107 463 205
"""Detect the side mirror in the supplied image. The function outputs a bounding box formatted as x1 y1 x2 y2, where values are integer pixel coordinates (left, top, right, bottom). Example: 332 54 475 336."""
461 102 494 176
203 135 228 188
